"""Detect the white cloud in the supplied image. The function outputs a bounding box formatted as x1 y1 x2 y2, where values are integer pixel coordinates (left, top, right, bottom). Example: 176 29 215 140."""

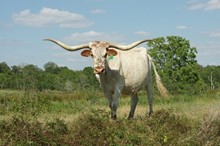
187 0 220 11
13 7 93 28
90 9 106 14
206 0 220 10
195 41 220 54
187 0 205 10
65 31 127 44
134 31 151 37
176 25 188 30
209 30 220 37
194 41 220 66
201 29 220 37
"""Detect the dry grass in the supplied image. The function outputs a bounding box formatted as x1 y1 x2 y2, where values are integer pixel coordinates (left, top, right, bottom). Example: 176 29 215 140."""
0 90 220 145
109 95 220 122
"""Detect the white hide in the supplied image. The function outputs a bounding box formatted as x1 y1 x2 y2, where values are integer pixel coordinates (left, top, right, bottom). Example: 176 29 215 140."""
96 47 150 95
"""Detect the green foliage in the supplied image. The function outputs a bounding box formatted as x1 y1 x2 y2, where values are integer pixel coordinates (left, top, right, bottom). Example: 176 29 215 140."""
0 90 106 118
147 36 203 94
0 90 220 145
0 62 10 73
2 109 218 146
199 65 220 90
0 62 100 91
47 118 68 135
44 61 60 74
0 115 72 145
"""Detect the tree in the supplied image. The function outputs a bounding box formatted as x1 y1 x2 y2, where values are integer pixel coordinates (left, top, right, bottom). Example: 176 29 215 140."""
44 62 60 74
58 66 76 91
199 65 220 90
20 65 43 90
0 62 12 89
0 62 10 73
83 67 99 88
147 36 203 94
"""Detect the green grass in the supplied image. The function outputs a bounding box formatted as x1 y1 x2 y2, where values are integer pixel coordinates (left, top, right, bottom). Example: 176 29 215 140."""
0 89 220 145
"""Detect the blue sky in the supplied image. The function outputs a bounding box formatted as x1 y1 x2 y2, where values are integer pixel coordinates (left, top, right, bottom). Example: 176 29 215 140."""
1 0 220 70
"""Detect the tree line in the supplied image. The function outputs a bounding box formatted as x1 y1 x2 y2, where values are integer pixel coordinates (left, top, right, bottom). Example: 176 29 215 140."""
0 62 99 92
0 36 219 94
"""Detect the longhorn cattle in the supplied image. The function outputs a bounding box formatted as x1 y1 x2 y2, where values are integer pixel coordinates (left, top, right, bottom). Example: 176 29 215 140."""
45 39 168 119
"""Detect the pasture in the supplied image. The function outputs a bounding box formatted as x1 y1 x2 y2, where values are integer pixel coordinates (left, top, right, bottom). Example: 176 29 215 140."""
0 89 220 145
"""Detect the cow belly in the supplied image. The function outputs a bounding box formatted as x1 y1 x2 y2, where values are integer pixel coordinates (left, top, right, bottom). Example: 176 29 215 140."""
122 66 148 95
121 86 143 95
122 75 147 95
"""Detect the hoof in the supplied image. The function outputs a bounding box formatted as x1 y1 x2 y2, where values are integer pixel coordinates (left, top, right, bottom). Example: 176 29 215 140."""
127 113 134 120
111 114 117 120
148 111 153 117
127 116 134 120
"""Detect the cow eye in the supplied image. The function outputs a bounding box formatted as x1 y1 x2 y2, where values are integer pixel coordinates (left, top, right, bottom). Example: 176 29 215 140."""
91 54 94 58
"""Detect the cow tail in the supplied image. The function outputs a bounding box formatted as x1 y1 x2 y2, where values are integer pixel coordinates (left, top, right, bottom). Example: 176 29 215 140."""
147 54 168 97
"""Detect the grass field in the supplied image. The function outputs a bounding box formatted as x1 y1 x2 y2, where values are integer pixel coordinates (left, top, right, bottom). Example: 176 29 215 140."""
0 89 220 145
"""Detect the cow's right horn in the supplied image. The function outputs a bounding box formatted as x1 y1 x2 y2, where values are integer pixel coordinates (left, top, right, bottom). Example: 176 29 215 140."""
109 39 152 51
44 38 90 51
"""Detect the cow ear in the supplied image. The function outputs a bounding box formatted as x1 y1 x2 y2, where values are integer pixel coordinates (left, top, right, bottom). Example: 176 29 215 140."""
107 49 117 56
81 50 92 57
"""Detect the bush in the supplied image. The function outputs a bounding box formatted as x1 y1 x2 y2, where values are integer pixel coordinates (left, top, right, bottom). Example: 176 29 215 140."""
71 109 192 145
1 90 220 145
0 109 219 145
192 112 220 146
0 116 72 146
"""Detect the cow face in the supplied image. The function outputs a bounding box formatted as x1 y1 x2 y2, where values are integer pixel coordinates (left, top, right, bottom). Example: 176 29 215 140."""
81 41 117 74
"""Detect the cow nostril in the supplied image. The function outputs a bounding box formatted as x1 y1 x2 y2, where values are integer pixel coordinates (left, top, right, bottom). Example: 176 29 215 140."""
101 69 105 73
94 67 105 74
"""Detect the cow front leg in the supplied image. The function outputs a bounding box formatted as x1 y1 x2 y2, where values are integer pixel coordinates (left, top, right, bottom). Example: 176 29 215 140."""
106 96 117 119
128 93 138 119
103 92 114 119
111 88 122 120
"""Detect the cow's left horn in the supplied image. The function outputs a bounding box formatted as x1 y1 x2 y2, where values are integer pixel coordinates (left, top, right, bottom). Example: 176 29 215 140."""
109 39 152 51
44 38 89 51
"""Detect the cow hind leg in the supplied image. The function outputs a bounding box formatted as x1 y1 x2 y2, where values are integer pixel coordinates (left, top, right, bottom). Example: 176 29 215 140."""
146 81 153 116
128 93 139 119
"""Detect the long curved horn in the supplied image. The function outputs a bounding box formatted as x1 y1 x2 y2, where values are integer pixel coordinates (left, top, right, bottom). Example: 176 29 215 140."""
109 39 152 51
44 38 89 51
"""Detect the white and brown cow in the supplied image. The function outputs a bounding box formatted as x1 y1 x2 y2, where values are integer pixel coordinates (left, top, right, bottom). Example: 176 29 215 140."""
45 39 168 119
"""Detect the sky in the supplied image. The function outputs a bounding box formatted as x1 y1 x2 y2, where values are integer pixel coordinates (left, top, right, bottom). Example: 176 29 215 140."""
1 0 220 70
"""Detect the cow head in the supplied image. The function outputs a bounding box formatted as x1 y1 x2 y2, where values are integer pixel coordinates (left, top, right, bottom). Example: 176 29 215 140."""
81 41 118 74
44 39 151 74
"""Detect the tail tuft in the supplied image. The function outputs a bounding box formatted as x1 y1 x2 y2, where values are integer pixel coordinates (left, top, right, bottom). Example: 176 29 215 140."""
155 72 169 97
148 54 169 97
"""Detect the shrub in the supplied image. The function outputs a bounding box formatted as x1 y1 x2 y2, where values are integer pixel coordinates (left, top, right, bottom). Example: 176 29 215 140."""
192 112 220 145
71 109 192 145
0 116 71 145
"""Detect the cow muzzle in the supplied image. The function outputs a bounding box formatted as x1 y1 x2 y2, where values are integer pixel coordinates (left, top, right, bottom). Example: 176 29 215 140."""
94 67 105 74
